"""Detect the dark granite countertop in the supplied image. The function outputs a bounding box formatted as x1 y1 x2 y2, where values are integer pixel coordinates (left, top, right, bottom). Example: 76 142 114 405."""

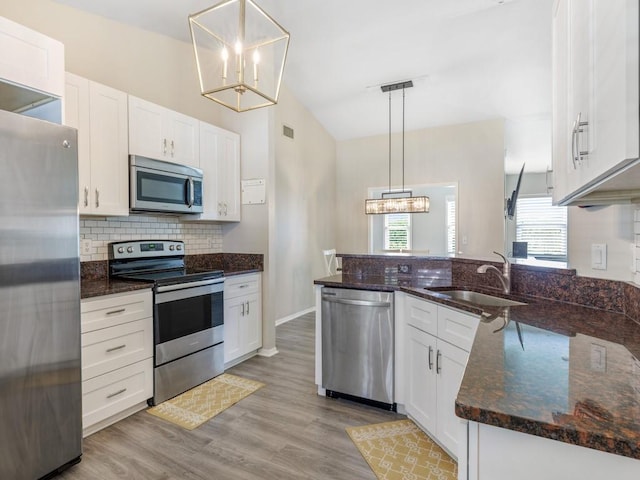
81 278 153 299
314 273 452 291
315 273 640 460
82 267 261 299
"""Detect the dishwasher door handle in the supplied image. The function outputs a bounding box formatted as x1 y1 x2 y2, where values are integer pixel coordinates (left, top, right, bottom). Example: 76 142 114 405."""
321 295 391 308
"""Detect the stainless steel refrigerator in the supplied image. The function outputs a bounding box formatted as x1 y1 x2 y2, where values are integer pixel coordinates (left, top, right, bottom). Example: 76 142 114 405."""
0 108 82 479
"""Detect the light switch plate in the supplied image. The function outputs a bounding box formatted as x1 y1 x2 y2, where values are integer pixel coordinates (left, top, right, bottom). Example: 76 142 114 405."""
81 239 91 255
591 243 607 270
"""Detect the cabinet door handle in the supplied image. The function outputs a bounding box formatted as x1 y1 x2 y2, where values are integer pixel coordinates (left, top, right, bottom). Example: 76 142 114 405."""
224 202 228 215
106 388 127 399
95 188 100 208
163 138 167 155
106 308 126 316
171 140 175 157
83 187 89 207
241 302 245 316
571 112 589 168
246 301 250 315
106 344 126 353
436 350 442 374
571 114 580 170
428 346 433 370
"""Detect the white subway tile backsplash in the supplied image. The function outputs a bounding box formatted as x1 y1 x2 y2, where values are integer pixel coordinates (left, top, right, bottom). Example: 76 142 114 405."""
79 213 223 262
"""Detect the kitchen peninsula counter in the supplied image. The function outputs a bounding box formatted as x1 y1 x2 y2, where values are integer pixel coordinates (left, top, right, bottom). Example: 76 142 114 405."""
315 271 640 461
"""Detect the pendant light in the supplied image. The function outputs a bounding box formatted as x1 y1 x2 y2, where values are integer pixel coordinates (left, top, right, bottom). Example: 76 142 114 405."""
189 0 290 112
365 80 430 214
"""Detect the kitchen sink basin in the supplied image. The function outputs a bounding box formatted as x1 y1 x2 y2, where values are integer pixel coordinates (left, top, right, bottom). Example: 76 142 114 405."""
436 290 526 308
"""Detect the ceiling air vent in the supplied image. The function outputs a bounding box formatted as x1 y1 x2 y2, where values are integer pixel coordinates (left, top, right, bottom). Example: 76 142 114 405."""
283 124 294 139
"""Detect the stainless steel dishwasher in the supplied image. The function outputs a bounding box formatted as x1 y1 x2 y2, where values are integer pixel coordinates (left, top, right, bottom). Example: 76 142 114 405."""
321 287 395 410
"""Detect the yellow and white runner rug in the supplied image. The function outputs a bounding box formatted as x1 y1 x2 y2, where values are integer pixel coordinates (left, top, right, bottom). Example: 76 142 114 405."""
147 373 264 430
346 419 457 480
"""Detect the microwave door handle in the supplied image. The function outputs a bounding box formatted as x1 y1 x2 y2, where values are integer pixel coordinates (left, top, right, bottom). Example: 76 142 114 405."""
189 177 195 207
184 178 192 207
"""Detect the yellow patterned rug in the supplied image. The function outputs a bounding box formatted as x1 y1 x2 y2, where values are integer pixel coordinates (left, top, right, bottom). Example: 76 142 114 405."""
346 419 457 480
147 373 264 430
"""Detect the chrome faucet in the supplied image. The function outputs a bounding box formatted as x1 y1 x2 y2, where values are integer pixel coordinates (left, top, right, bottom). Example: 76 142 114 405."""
477 251 511 294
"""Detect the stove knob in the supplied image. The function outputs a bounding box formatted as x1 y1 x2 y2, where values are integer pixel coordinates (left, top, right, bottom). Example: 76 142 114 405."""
117 247 124 254
176 244 182 251
169 245 175 251
127 246 134 253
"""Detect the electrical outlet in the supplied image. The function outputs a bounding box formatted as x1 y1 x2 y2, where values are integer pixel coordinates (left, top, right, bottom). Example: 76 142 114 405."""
81 239 92 255
398 264 412 274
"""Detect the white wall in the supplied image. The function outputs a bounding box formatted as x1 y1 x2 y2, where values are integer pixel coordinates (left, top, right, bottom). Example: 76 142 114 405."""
272 87 337 321
337 119 505 257
568 205 634 281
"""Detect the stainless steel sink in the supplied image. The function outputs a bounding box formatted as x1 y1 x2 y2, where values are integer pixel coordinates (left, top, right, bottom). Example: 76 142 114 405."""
436 290 526 307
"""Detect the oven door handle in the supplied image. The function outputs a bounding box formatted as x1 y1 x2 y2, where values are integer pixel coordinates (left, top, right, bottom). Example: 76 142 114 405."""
156 278 225 293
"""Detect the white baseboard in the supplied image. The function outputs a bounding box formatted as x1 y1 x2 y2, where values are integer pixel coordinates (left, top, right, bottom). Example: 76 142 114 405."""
275 306 315 326
257 347 278 357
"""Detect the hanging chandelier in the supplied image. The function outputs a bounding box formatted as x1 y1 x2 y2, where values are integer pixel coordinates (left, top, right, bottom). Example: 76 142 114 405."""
365 80 430 215
189 0 290 112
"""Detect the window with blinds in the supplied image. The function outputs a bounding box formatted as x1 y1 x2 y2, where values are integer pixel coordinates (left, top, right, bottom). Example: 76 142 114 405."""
384 213 411 250
446 196 456 254
516 196 567 260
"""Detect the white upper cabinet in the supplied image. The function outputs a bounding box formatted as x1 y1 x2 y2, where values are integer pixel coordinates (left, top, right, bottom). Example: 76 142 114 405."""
128 96 199 168
0 16 64 99
65 73 129 216
196 121 241 222
552 0 639 205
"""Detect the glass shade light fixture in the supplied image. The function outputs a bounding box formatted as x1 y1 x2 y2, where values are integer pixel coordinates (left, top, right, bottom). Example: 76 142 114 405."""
365 80 430 215
189 0 290 112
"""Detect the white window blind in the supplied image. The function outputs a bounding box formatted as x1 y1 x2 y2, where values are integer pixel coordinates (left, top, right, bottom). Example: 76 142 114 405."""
446 196 456 254
516 196 567 260
384 213 411 250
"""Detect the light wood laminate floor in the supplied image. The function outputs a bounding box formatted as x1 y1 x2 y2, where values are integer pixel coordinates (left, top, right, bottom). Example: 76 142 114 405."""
60 313 402 479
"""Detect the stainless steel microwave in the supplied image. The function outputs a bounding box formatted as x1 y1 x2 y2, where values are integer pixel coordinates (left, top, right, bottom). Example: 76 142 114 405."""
130 155 203 214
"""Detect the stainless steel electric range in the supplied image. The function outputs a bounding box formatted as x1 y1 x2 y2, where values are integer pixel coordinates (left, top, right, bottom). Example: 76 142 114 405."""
109 240 224 405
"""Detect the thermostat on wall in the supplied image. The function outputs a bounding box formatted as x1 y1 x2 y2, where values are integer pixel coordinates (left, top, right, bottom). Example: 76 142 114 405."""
242 179 266 205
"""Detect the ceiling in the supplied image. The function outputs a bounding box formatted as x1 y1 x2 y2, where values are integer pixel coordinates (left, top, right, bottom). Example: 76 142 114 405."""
53 0 553 174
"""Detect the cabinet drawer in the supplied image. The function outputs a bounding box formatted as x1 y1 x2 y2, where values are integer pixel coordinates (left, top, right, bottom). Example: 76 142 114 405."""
437 306 479 352
82 318 152 380
82 358 153 429
405 295 438 336
81 290 152 333
225 273 260 298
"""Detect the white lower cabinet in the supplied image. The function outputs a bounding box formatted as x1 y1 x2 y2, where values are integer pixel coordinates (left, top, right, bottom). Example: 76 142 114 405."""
468 422 640 480
80 289 153 436
224 273 262 365
403 295 479 460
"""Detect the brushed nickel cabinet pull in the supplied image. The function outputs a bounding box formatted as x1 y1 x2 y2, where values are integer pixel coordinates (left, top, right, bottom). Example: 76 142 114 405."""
106 344 126 353
106 308 126 315
106 388 127 399
428 346 433 370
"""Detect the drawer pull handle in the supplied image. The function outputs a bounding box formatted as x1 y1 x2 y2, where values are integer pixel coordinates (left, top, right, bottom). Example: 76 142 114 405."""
239 284 249 288
106 308 126 316
106 388 127 399
106 344 126 353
